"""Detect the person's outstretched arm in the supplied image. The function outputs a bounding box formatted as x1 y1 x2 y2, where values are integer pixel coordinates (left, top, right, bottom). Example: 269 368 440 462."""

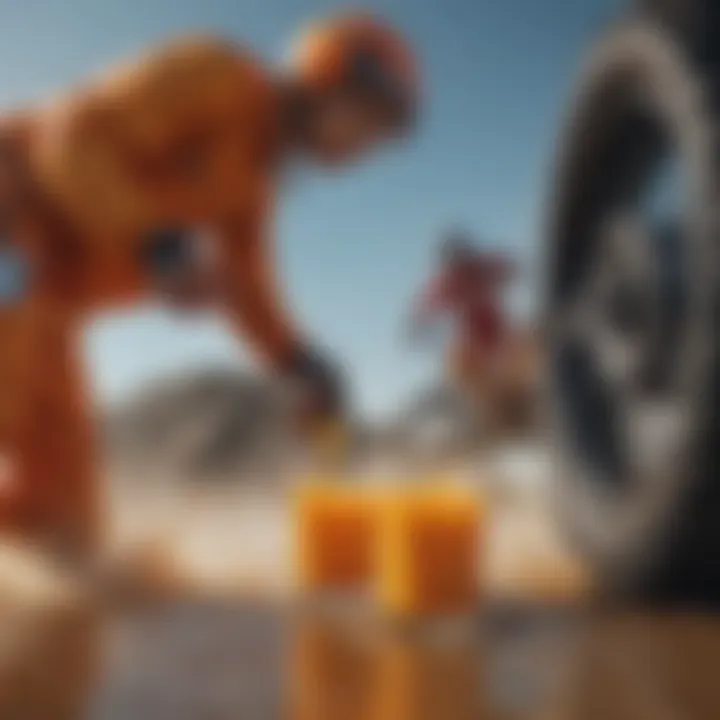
217 196 344 424
217 190 301 369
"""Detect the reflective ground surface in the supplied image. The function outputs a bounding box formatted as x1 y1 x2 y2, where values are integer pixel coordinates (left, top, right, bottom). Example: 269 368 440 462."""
3 596 720 719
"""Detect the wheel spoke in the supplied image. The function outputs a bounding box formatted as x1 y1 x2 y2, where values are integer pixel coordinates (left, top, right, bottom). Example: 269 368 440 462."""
553 293 595 347
623 395 688 480
591 327 644 393
554 341 628 485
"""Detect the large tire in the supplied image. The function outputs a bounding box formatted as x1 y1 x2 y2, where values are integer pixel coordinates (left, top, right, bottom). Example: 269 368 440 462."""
546 12 720 602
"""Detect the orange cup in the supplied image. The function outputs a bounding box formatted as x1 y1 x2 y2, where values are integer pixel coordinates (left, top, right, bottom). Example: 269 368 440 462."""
376 483 483 616
294 480 379 591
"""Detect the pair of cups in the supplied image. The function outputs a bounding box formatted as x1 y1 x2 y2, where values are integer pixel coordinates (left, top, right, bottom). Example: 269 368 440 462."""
294 479 484 616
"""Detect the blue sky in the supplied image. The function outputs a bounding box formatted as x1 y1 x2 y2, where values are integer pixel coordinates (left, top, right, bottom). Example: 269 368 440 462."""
0 0 620 417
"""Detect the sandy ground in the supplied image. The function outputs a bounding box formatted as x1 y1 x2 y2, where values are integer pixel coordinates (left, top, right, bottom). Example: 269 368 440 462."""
101 442 589 601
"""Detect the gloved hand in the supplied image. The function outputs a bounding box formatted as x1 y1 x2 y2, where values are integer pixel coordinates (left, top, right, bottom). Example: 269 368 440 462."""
282 344 347 433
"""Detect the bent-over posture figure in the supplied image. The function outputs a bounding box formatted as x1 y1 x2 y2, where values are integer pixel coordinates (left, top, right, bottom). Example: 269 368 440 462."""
0 12 420 558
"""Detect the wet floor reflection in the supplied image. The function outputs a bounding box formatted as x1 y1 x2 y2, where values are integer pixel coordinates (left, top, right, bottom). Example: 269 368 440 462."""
483 604 587 717
0 599 100 720
289 611 380 720
565 611 720 720
287 605 582 720
370 626 483 719
289 605 720 720
288 610 486 720
90 601 285 719
2 597 720 719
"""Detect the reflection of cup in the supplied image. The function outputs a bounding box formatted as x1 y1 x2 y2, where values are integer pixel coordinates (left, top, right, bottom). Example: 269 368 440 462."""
0 546 100 720
370 634 483 720
376 483 483 617
287 615 379 720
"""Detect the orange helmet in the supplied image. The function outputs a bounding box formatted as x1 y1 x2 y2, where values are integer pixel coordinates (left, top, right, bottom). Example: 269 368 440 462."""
288 12 419 130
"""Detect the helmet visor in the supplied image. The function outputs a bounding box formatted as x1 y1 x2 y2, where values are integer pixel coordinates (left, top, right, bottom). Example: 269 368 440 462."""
345 47 417 132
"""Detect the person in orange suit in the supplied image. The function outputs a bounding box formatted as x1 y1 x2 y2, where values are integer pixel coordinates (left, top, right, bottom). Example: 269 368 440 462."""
0 11 419 560
408 231 516 399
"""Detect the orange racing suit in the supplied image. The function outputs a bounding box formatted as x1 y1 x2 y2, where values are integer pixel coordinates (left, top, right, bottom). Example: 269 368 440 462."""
0 36 303 554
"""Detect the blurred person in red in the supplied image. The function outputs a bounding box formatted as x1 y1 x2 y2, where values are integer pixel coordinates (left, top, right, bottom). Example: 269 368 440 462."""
407 230 517 404
0 11 419 559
